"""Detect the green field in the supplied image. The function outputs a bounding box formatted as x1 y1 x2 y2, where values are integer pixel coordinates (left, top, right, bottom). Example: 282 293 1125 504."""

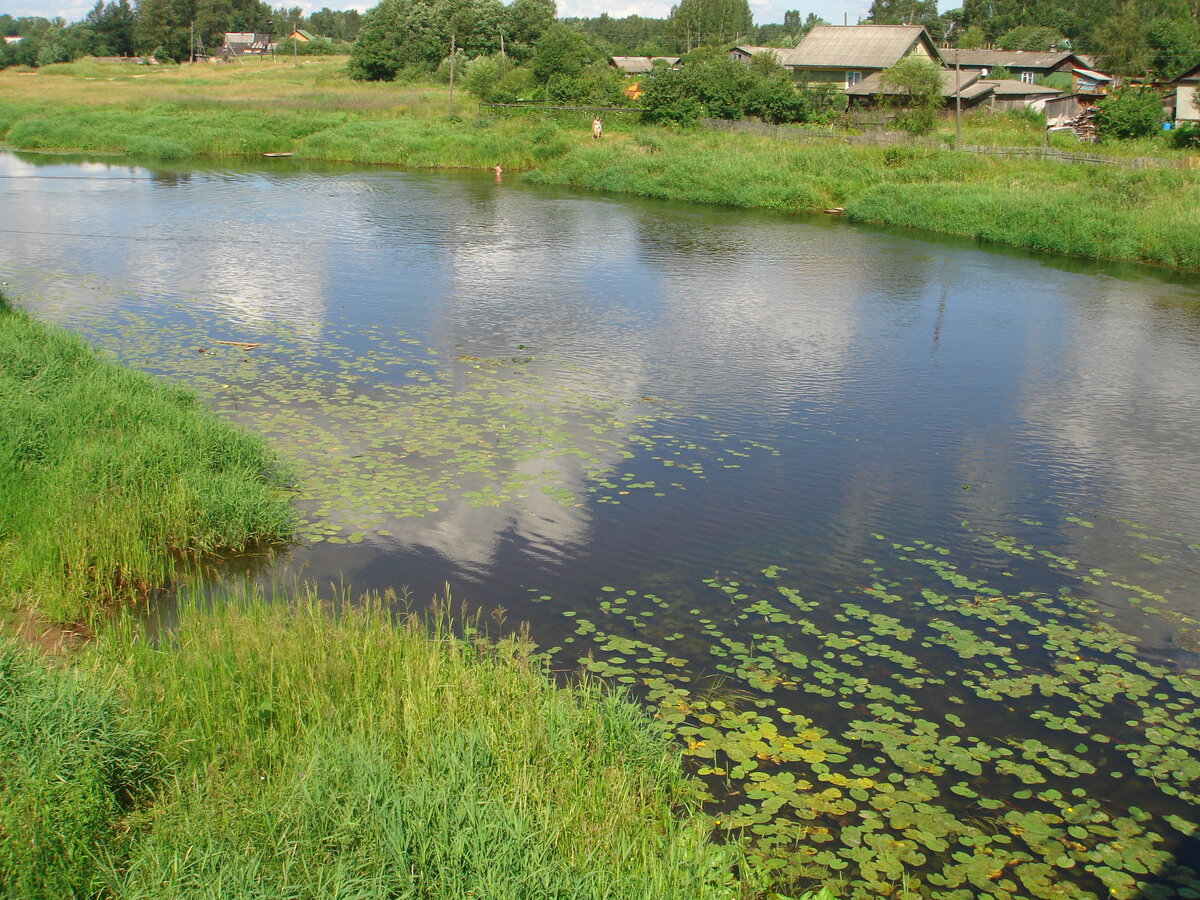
1 57 1198 268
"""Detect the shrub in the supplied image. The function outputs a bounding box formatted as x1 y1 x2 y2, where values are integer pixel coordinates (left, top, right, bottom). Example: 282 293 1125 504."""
462 52 512 100
880 56 943 135
1094 87 1162 140
1172 122 1200 149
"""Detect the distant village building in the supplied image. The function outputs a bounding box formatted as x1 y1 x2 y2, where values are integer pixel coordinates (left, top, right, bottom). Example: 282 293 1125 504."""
609 56 681 75
844 67 994 110
948 50 1110 94
288 29 316 42
3 35 21 45
222 33 271 56
1168 61 1200 124
786 25 942 88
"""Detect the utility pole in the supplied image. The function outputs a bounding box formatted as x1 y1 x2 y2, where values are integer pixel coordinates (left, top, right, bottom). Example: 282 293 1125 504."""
499 29 505 56
189 21 194 63
448 34 456 117
955 48 962 150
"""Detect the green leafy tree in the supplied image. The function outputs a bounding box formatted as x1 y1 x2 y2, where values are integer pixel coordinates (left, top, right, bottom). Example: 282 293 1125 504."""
1094 0 1152 76
996 24 1067 48
349 0 507 80
85 1 137 55
1146 16 1200 79
307 7 363 41
668 0 752 50
529 22 601 82
504 0 555 60
1094 85 1161 137
955 23 987 46
867 0 944 38
879 54 943 134
135 0 271 60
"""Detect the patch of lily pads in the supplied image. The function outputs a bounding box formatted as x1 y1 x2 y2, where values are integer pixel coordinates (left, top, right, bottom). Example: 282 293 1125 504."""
65 305 775 543
533 524 1200 900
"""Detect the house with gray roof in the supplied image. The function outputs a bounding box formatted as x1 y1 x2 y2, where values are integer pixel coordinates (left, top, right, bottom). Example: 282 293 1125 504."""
845 68 997 109
783 25 943 89
947 49 1109 94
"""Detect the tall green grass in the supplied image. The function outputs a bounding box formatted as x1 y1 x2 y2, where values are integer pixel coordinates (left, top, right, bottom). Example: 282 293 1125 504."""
79 590 749 900
0 293 293 622
0 638 159 899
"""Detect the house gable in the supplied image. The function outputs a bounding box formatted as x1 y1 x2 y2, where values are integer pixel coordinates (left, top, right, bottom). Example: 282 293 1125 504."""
784 25 942 88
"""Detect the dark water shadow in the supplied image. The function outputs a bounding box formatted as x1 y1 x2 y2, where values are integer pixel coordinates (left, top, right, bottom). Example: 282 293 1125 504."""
1138 830 1200 898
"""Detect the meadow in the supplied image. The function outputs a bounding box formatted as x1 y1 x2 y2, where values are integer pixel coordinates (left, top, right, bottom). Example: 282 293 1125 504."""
1 57 1198 268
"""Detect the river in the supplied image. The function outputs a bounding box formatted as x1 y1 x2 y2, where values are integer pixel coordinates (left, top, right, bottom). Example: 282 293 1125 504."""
3 149 1199 899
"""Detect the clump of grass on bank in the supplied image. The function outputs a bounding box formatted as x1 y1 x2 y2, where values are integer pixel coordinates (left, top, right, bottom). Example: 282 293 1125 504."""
78 591 747 900
0 638 159 899
0 293 293 622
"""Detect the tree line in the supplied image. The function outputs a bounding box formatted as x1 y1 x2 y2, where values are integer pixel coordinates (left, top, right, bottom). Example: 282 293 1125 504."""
0 1 363 67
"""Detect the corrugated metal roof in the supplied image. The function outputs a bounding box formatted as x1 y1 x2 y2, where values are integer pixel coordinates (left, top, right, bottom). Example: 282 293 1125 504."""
951 49 1074 70
787 25 938 69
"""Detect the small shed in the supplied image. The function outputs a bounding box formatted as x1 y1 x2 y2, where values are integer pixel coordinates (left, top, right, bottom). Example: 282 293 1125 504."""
728 46 786 65
288 29 316 42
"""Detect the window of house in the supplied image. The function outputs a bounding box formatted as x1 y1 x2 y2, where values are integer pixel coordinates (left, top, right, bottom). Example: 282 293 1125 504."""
847 71 862 87
1020 71 1035 84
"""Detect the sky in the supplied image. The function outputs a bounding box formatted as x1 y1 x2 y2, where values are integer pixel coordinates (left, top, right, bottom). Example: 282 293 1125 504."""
1 0 883 32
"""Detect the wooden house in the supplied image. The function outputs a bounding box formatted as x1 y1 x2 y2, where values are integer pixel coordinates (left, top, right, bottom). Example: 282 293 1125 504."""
784 25 943 89
948 50 1110 94
844 68 995 109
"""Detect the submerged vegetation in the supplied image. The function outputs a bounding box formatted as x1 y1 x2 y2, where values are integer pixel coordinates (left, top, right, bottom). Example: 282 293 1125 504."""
0 290 292 622
534 520 1200 899
1 59 1199 268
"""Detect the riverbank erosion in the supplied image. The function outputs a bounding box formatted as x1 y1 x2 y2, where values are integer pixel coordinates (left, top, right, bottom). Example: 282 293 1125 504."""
1 59 1198 270
0 290 293 624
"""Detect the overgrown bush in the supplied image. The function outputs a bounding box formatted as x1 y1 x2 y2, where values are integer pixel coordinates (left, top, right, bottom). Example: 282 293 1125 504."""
462 52 512 100
1094 87 1162 140
1171 121 1200 148
880 56 943 135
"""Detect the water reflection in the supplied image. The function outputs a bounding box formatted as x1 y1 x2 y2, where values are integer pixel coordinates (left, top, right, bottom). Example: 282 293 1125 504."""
3 150 1200 634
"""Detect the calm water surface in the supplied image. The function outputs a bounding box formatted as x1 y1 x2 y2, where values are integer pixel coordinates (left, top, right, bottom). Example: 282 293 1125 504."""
4 150 1200 897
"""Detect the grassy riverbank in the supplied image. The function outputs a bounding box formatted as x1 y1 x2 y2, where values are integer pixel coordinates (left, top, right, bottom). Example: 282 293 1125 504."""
3 592 758 900
0 291 292 623
2 58 1199 268
0 300 780 899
